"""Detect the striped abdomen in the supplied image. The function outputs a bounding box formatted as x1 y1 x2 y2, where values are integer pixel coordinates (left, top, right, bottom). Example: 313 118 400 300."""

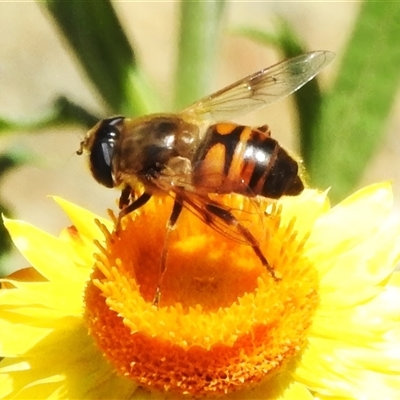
193 123 304 198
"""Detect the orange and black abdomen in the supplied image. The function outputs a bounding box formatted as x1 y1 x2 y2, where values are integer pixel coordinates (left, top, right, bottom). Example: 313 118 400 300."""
193 123 304 199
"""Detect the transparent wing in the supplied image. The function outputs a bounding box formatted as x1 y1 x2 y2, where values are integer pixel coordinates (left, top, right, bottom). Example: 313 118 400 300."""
183 50 335 122
153 170 265 246
170 187 257 245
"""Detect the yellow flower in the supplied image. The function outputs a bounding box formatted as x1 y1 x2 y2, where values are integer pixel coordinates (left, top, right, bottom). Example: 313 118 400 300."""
1 182 400 399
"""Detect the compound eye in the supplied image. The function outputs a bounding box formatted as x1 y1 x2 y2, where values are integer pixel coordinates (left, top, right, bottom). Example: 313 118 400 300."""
89 117 123 188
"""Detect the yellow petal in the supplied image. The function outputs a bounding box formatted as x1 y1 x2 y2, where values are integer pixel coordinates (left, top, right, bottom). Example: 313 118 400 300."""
307 182 394 257
0 322 138 398
0 317 53 357
318 223 400 305
280 382 313 400
0 280 83 316
3 218 86 283
0 370 15 399
296 336 400 399
278 188 330 233
52 196 113 240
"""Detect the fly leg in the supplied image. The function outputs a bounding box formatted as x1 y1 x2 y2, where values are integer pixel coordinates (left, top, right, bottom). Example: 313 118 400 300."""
116 189 183 307
118 185 132 210
153 197 183 307
115 192 152 231
205 204 280 281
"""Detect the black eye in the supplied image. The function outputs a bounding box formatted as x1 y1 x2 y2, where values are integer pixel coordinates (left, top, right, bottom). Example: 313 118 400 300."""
90 117 123 188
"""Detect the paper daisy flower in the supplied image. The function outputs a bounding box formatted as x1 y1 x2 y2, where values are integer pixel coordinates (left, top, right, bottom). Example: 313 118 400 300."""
1 182 400 399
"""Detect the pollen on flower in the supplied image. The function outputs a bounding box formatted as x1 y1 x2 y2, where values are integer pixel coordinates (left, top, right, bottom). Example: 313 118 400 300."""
84 196 319 396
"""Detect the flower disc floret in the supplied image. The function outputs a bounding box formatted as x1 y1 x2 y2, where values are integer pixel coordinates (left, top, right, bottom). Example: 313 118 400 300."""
84 196 319 396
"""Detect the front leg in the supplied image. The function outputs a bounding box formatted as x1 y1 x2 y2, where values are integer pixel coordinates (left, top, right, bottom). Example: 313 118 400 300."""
116 192 152 231
118 185 132 209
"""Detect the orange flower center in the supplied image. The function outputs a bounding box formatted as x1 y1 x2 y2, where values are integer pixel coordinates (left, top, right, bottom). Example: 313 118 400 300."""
84 196 318 396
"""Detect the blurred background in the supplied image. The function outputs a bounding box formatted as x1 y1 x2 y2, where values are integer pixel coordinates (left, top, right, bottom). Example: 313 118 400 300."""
0 1 399 275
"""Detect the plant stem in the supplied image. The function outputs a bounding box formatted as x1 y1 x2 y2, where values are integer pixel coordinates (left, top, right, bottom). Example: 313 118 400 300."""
174 0 226 110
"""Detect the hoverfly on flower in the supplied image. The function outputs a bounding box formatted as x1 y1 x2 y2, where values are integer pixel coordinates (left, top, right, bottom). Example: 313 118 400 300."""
78 50 334 304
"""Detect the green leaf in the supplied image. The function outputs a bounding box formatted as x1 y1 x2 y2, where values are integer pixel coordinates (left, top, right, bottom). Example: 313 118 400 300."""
0 201 12 267
174 0 226 109
308 1 400 201
42 0 159 116
48 96 100 128
0 96 99 133
0 149 31 176
0 118 14 132
0 150 31 263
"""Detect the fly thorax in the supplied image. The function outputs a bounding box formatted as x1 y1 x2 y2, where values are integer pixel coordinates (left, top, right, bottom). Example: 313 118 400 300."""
114 115 199 183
